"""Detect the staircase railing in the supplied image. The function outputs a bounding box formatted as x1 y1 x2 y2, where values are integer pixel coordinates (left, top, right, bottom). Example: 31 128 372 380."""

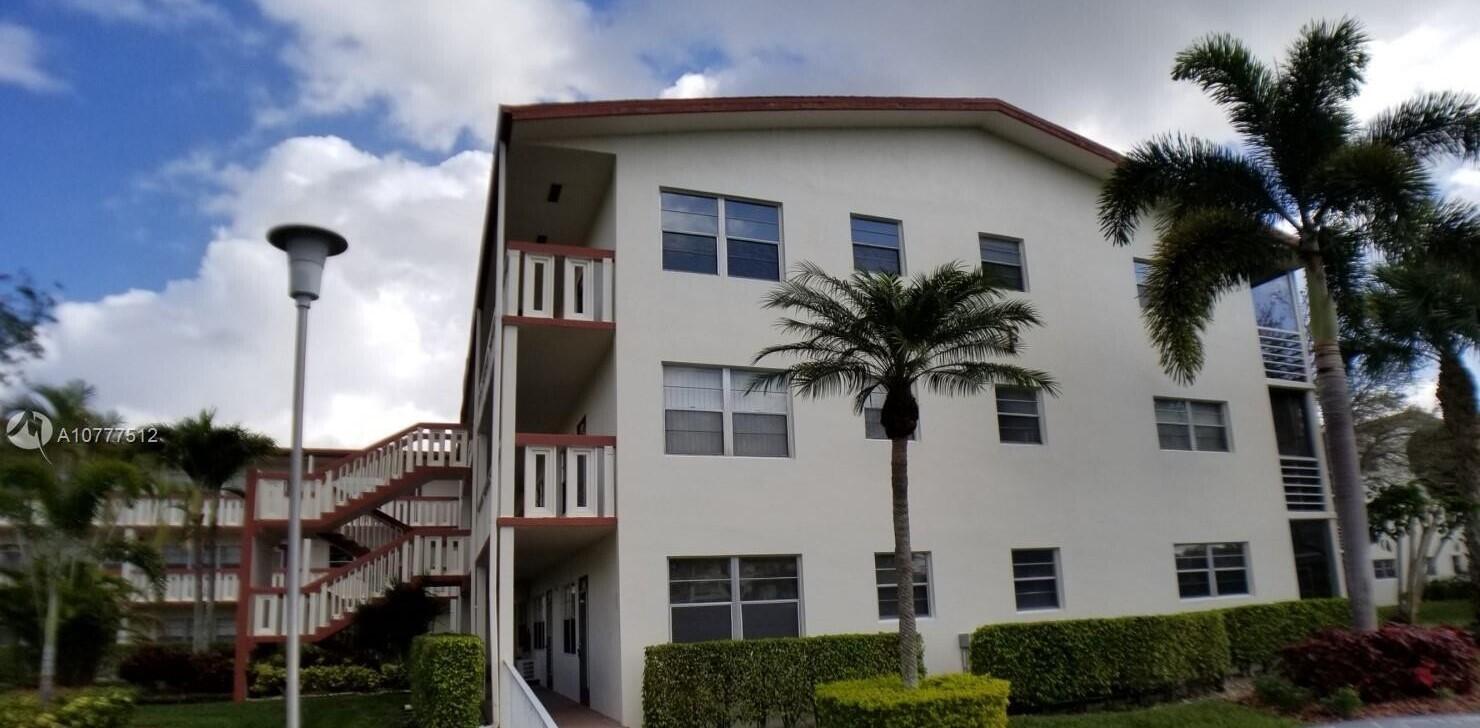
336 513 404 553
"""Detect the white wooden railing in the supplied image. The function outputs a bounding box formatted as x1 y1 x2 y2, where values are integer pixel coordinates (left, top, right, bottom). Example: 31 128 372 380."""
380 497 462 528
501 659 558 728
1281 455 1326 511
337 514 403 553
111 496 245 528
255 424 469 525
1257 326 1309 382
251 529 468 638
505 241 614 324
515 436 616 519
126 570 239 603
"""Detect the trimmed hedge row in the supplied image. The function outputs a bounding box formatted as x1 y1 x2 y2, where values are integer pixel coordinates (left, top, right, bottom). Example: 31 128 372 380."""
643 633 913 728
1222 598 1349 672
816 674 1010 728
410 634 485 728
0 687 136 728
969 611 1229 710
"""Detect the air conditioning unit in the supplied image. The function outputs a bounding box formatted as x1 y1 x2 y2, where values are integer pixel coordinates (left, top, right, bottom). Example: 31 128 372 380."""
517 658 536 682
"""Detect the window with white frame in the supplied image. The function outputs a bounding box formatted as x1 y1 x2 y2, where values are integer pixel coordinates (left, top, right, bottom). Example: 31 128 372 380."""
864 390 916 441
980 236 1026 291
1174 542 1249 598
1373 559 1397 579
995 386 1043 444
663 365 790 457
1134 258 1152 308
660 191 782 280
851 216 902 274
669 556 801 643
874 552 931 619
1154 398 1230 452
1011 548 1061 611
532 593 548 649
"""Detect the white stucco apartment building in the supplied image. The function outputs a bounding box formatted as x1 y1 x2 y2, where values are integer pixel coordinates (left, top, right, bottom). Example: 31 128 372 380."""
456 97 1347 727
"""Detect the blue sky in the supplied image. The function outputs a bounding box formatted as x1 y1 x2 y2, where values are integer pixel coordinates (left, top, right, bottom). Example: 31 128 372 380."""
1 0 1477 442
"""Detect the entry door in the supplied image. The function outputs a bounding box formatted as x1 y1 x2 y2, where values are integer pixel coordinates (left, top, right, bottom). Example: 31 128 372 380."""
543 590 554 688
1290 520 1338 599
578 576 590 706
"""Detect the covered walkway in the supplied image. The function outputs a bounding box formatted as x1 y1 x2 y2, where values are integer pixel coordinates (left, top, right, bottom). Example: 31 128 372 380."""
533 687 623 727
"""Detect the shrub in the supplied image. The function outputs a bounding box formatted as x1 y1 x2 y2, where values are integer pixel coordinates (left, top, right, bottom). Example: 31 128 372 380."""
1252 674 1312 712
1222 598 1350 673
249 663 285 698
642 632 912 728
117 643 233 695
969 611 1229 710
815 674 1010 728
301 664 383 694
410 634 484 728
1424 576 1470 601
0 687 136 728
1280 625 1478 702
1321 686 1362 719
379 661 408 689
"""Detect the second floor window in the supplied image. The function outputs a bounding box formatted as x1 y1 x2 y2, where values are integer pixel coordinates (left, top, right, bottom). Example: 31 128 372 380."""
1154 398 1229 452
864 390 916 441
660 191 781 280
851 216 902 274
663 365 790 457
1134 259 1152 308
995 386 1044 444
980 236 1026 291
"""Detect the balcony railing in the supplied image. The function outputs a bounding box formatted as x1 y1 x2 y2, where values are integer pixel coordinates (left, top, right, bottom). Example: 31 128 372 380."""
380 496 462 528
113 497 245 528
505 241 614 325
1258 327 1309 382
126 570 239 603
514 434 615 519
1281 455 1326 511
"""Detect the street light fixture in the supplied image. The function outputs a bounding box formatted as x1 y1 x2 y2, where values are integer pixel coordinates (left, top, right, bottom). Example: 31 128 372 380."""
267 224 347 728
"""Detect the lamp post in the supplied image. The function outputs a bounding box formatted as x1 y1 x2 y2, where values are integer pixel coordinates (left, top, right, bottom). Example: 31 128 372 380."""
267 224 347 728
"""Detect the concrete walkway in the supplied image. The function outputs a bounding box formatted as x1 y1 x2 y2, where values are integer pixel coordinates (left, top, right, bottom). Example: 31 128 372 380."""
1317 715 1480 727
532 687 623 727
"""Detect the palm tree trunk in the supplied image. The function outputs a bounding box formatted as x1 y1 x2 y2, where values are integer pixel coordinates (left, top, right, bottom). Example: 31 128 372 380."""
38 572 60 708
1403 519 1435 623
890 436 919 688
204 495 220 646
1434 347 1480 622
1306 263 1378 630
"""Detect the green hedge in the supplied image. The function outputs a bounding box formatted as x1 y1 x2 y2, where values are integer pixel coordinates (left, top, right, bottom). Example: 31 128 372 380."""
1221 598 1349 672
643 632 914 728
969 611 1229 710
410 634 484 728
0 687 137 728
249 662 396 697
815 674 1010 728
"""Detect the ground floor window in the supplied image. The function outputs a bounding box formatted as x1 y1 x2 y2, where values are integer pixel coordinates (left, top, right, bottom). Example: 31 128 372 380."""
562 584 577 654
1373 559 1397 579
874 552 931 619
669 555 800 643
1174 542 1249 598
1011 548 1062 611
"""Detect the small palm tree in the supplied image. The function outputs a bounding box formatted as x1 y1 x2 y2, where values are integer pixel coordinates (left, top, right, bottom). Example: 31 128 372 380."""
149 410 274 652
754 262 1057 687
1097 18 1480 630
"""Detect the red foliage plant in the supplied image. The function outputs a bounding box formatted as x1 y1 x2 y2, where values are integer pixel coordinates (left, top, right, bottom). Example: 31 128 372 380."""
1279 625 1478 703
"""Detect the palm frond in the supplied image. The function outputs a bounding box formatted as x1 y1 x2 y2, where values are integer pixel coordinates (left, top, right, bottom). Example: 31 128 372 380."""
921 362 1059 397
1367 91 1480 163
1265 17 1367 200
1313 140 1431 222
1171 32 1276 140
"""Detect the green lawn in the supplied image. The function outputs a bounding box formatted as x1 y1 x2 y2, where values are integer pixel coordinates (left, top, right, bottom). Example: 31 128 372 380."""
1010 700 1296 728
132 692 412 728
1379 598 1474 626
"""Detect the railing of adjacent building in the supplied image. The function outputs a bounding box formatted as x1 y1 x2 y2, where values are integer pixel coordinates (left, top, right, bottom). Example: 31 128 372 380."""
380 496 462 528
126 570 240 603
1257 327 1309 382
505 241 614 325
500 659 558 728
513 435 616 519
1281 455 1326 511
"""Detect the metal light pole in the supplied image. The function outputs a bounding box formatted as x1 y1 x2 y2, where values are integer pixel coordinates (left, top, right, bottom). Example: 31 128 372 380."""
267 224 347 728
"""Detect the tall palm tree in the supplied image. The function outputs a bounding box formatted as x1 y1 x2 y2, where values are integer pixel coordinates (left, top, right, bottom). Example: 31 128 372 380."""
754 262 1057 687
1351 244 1480 618
1097 18 1480 630
149 410 274 652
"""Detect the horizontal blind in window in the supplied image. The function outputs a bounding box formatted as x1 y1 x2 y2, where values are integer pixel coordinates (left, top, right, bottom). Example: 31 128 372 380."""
731 370 789 457
664 366 724 455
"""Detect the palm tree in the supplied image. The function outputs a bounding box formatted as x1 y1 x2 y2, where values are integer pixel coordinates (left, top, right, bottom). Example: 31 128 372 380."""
754 262 1057 687
1351 243 1480 619
149 410 274 652
0 458 163 707
1097 18 1480 630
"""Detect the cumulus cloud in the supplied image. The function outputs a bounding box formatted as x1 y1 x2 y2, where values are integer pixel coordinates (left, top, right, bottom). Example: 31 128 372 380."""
19 137 489 447
660 72 720 100
0 23 65 93
55 0 226 27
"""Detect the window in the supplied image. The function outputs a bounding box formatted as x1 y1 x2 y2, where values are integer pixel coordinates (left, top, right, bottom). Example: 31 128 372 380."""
874 552 931 619
996 387 1043 444
864 390 916 441
1174 542 1249 598
216 545 241 568
1427 558 1438 577
1373 559 1397 579
980 236 1025 291
1455 555 1468 575
669 556 801 643
532 593 548 649
851 216 902 274
1011 548 1061 611
1154 398 1229 452
663 365 790 457
661 191 781 280
1134 259 1152 308
562 583 577 655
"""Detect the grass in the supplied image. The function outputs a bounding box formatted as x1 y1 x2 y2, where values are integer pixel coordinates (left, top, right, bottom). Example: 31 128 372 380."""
131 692 412 727
1378 598 1474 626
1009 700 1297 728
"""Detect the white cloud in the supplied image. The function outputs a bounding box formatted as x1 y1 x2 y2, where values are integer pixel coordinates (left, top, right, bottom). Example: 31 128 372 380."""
1354 24 1480 121
0 23 65 93
19 137 489 447
1448 167 1480 204
56 0 226 27
660 72 720 100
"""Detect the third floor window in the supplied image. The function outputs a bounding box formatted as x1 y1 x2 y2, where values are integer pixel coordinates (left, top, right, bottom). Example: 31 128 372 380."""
851 215 903 274
980 235 1026 291
660 190 782 280
1154 398 1229 452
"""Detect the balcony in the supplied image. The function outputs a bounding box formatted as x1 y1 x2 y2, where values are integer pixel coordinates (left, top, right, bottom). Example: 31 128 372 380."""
1258 327 1310 382
126 570 239 603
1281 455 1326 511
503 241 614 328
511 434 615 520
